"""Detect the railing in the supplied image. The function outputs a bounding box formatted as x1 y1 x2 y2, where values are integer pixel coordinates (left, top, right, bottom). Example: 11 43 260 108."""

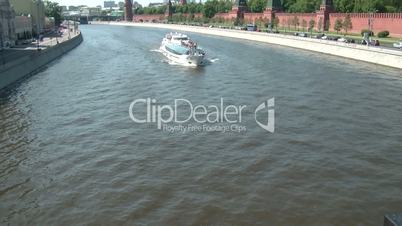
329 13 402 19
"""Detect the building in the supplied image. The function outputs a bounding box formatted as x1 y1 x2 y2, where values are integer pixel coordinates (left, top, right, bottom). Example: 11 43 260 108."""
80 7 101 17
9 0 45 35
110 10 123 17
104 1 116 8
68 6 79 11
0 0 16 47
149 2 164 7
44 16 54 31
14 15 32 41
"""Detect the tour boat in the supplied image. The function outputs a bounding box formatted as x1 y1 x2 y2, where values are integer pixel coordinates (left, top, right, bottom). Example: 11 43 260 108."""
160 33 206 66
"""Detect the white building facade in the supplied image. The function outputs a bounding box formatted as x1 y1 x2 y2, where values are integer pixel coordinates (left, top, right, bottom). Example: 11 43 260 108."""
0 0 16 48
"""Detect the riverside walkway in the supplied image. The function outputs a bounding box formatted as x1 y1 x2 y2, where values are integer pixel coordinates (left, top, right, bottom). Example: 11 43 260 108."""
0 30 80 66
0 30 83 90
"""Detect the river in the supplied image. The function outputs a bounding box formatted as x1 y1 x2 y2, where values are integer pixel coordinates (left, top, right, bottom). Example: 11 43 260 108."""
0 24 401 225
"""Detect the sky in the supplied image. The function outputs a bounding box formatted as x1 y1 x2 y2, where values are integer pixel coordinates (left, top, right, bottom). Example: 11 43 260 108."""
52 0 152 7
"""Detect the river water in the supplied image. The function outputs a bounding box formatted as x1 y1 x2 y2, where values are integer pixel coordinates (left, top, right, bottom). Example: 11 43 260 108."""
1 24 401 226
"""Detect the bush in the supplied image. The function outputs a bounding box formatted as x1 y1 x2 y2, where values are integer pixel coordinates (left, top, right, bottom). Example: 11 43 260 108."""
361 29 374 37
377 30 390 38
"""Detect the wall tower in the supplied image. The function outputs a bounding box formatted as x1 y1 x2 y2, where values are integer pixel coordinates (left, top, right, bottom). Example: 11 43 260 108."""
263 0 281 23
124 0 133 21
317 0 334 31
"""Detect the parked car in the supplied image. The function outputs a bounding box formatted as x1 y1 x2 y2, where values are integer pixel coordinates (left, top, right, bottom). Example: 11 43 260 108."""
313 34 325 39
331 36 341 41
246 24 257 31
266 30 279 34
393 42 402 49
298 32 307 37
337 37 347 42
321 35 328 40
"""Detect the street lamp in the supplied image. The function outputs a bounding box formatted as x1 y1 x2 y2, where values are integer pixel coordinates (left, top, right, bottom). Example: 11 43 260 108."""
368 9 379 34
68 19 71 39
0 24 3 51
36 0 41 51
0 25 4 65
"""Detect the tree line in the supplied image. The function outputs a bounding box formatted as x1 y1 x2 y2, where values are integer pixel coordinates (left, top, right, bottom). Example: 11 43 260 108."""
249 0 402 13
282 0 402 13
135 0 233 17
135 0 402 17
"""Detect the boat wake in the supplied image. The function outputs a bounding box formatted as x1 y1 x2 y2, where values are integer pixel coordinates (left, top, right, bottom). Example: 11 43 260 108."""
206 58 219 63
150 49 163 53
163 57 219 67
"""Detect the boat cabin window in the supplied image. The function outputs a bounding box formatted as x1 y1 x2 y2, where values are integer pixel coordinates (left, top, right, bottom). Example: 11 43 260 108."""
173 37 189 41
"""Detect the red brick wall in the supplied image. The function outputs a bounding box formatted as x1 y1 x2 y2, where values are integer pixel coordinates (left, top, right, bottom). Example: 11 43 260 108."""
274 12 402 37
276 13 317 30
329 13 402 37
184 13 203 18
133 13 202 22
133 14 165 22
243 13 264 23
214 12 237 21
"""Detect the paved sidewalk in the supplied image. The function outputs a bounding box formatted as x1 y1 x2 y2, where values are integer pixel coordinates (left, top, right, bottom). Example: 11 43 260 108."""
0 30 80 65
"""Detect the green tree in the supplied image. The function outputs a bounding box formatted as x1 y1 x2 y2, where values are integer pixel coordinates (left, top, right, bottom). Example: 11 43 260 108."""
248 0 266 13
301 19 307 32
44 0 62 26
308 18 315 34
233 17 244 26
333 0 355 13
288 0 321 13
287 18 291 31
273 17 280 31
317 17 323 32
134 5 144 14
334 18 343 33
324 19 330 31
342 14 353 34
203 0 232 18
292 16 299 30
203 0 217 18
283 0 402 13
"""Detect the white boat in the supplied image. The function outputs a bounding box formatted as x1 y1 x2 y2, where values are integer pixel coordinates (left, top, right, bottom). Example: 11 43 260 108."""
160 33 206 66
393 41 402 49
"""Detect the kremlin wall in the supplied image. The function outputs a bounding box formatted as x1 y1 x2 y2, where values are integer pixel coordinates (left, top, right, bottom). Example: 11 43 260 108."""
132 0 402 37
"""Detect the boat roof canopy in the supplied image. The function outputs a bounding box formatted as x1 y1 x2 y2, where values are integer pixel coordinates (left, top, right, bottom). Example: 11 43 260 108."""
169 33 188 39
165 43 189 55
